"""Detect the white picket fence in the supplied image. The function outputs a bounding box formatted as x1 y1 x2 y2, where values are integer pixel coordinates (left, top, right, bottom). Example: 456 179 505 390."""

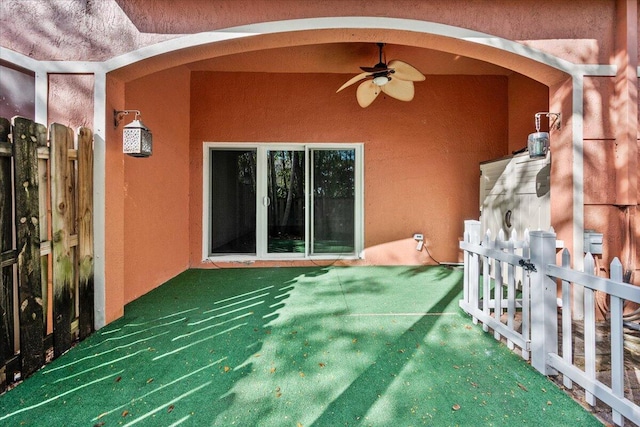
459 220 640 426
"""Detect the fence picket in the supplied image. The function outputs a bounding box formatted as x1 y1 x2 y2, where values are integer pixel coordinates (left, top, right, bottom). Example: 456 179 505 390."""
609 258 624 426
583 253 596 406
506 232 516 350
561 248 573 389
521 229 530 360
12 117 46 377
0 117 12 393
50 123 76 357
482 230 491 333
77 127 94 340
493 235 503 341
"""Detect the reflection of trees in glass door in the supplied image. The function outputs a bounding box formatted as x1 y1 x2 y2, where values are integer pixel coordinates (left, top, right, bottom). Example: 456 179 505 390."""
205 144 361 259
267 150 305 254
311 149 355 254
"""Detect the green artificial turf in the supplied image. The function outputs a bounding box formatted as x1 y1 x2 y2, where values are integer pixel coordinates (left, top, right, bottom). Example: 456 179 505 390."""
0 266 602 426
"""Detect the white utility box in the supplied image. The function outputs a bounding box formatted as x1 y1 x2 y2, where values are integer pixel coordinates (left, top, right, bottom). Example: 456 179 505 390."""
583 230 603 255
479 151 550 239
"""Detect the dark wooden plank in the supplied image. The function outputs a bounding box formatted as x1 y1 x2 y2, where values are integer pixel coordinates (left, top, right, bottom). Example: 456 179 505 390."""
77 127 93 340
12 116 45 377
50 123 75 357
0 117 13 392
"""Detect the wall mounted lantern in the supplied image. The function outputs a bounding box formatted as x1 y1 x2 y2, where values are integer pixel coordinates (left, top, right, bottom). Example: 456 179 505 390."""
114 109 153 158
528 112 561 159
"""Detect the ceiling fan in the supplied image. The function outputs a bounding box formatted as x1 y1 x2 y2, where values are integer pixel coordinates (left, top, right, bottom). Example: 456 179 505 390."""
337 43 426 108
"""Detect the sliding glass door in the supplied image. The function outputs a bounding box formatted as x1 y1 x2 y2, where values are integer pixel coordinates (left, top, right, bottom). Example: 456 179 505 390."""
205 144 362 260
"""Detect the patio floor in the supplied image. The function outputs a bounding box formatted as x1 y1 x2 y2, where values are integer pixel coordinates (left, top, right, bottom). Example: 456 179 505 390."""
0 266 602 426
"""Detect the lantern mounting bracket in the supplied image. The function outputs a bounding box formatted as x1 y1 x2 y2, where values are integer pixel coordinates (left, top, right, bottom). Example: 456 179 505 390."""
534 112 561 131
114 109 141 128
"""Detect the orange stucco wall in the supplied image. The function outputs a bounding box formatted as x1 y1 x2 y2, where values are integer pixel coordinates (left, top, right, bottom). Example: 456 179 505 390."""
2 0 638 325
186 72 509 269
121 67 192 303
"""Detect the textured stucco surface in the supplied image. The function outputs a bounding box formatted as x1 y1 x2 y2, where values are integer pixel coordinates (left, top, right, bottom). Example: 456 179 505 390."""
1 0 637 322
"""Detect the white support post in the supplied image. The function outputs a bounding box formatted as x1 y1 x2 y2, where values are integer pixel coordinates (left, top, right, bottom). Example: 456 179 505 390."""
529 230 558 375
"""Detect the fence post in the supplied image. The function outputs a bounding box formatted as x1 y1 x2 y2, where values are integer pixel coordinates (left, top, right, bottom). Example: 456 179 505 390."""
529 230 558 375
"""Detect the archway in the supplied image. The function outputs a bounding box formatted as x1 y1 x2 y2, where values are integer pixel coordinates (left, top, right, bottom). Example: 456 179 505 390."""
97 18 580 327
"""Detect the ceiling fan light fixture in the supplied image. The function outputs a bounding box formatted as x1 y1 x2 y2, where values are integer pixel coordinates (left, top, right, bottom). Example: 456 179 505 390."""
337 43 425 107
372 75 390 86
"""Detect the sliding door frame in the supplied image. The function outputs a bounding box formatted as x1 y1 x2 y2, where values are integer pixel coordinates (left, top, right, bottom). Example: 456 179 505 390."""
202 142 364 262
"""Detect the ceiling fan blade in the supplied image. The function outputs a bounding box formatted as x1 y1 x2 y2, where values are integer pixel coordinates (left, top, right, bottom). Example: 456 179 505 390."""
388 60 426 82
381 78 415 102
337 72 370 93
356 80 381 108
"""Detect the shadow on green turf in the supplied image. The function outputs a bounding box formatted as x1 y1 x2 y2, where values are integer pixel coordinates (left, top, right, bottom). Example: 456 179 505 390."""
0 266 602 427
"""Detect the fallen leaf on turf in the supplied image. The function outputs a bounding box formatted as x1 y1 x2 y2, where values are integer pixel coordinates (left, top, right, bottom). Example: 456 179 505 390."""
270 367 276 373
122 410 129 417
517 383 528 392
224 366 231 373
168 404 175 413
319 363 325 368
546 401 552 406
146 378 153 384
93 423 105 427
299 372 305 377
115 376 122 382
453 365 459 369
452 404 461 411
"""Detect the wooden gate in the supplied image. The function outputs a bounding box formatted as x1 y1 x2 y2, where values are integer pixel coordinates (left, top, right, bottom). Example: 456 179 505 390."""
0 116 94 393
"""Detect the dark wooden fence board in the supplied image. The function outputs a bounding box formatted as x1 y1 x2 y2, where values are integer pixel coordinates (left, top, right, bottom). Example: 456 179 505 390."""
50 123 75 358
77 127 94 340
0 117 13 392
12 117 45 376
0 116 94 387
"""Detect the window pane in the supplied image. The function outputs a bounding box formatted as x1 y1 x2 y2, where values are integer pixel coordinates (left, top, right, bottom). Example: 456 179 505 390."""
312 149 355 254
267 150 305 254
210 150 256 254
